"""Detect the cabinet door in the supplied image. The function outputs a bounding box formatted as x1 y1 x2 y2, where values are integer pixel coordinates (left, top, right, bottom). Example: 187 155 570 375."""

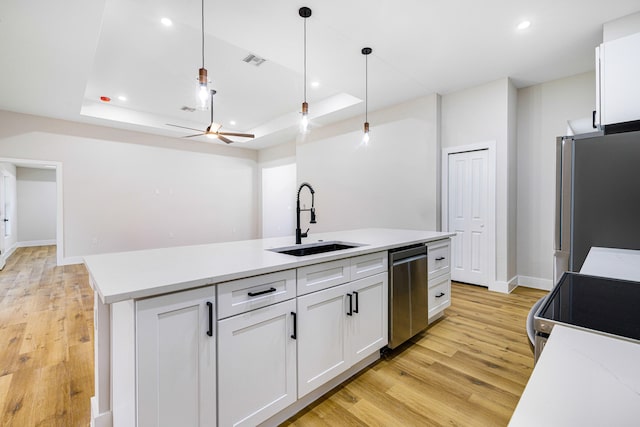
602 32 640 125
297 283 350 398
348 273 388 365
136 286 216 427
218 299 297 427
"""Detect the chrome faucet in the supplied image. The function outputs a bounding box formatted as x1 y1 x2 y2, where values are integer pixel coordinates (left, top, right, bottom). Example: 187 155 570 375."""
296 182 317 244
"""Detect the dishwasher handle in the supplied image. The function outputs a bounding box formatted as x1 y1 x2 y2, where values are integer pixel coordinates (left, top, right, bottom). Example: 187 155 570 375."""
390 245 427 264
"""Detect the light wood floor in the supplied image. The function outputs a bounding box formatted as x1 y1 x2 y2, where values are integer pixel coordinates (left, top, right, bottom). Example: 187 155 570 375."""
0 246 547 426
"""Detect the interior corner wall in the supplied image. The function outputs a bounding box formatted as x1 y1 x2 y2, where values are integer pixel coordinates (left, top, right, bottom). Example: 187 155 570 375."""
507 79 518 284
0 110 259 262
16 167 56 244
296 94 440 234
516 71 595 290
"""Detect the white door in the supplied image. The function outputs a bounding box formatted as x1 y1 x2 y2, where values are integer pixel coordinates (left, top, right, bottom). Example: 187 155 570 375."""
348 273 388 365
297 282 350 398
136 286 216 427
448 149 488 286
217 299 297 427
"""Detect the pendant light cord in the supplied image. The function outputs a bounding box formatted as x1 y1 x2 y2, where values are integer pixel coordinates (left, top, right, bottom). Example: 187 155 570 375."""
365 53 368 123
303 17 307 102
201 0 205 69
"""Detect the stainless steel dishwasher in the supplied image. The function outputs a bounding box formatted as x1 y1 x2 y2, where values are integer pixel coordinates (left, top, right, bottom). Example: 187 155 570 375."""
388 244 428 349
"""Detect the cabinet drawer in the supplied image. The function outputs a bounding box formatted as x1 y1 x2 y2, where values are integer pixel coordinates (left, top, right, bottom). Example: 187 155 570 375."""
428 239 450 279
217 269 296 319
350 251 388 281
297 259 351 296
428 274 451 319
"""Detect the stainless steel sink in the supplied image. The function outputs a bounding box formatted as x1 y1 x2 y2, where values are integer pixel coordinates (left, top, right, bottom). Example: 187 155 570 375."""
268 241 364 257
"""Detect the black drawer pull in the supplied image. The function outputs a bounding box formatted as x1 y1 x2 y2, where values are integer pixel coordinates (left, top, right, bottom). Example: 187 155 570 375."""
436 292 445 298
353 291 359 314
435 257 446 261
206 301 213 337
248 287 277 297
291 312 297 339
347 293 353 316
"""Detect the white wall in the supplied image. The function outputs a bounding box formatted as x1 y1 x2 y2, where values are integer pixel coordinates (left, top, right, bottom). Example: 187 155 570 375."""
295 95 441 235
441 78 517 291
258 141 297 238
0 110 259 262
516 71 595 290
16 167 57 244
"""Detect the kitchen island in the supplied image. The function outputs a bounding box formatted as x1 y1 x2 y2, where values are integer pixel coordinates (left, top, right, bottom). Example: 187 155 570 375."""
85 228 453 427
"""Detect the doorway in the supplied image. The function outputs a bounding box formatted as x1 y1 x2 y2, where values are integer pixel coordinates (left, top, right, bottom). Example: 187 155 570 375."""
442 142 496 288
0 158 64 266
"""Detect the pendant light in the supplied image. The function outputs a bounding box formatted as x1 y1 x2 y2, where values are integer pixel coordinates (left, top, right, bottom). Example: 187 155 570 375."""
197 0 210 110
361 47 372 143
299 7 312 133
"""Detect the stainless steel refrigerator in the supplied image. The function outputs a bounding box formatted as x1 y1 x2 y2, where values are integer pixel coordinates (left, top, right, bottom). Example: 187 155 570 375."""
554 129 640 283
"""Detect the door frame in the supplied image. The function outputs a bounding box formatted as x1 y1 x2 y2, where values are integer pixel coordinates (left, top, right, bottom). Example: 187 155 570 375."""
0 157 65 266
441 141 496 290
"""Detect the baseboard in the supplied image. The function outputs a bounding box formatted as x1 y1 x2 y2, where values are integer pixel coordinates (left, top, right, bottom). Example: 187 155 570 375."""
3 243 17 260
490 276 518 294
61 256 84 266
90 396 113 427
17 239 56 248
517 275 553 291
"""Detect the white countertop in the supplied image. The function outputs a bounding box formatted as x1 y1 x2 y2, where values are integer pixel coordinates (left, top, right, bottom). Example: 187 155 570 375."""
509 325 640 427
580 247 640 282
84 228 453 304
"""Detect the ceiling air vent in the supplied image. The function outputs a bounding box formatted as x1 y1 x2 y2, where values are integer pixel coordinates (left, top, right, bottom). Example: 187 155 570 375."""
242 54 267 67
181 106 196 112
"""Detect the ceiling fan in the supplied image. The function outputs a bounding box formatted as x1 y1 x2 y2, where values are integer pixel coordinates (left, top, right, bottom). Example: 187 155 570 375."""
167 90 255 144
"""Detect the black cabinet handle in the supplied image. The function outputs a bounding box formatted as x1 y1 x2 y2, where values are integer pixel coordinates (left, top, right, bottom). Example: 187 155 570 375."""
346 293 353 316
290 311 297 339
206 301 213 337
436 292 445 298
592 110 597 129
435 257 445 261
248 287 277 297
353 291 359 314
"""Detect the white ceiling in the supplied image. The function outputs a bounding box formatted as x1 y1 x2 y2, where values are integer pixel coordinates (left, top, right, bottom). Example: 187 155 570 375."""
1 0 639 150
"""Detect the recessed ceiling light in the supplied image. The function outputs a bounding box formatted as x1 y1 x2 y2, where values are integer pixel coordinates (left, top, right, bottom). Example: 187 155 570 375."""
517 20 531 30
229 120 237 126
161 17 173 27
118 95 127 101
311 81 320 88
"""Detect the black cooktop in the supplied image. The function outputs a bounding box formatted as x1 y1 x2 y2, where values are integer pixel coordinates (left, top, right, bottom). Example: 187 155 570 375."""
537 272 640 340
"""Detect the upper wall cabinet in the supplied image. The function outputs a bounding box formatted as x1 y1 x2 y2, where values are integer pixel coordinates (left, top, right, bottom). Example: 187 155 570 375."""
596 32 640 127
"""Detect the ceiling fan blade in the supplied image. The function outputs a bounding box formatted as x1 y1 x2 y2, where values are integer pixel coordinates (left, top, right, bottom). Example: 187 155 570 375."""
217 135 233 144
166 124 203 132
217 132 255 138
183 133 206 138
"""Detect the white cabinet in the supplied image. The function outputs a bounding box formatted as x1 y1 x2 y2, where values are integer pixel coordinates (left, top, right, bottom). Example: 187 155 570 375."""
217 299 297 427
597 32 640 126
427 239 452 323
136 286 216 427
297 272 388 398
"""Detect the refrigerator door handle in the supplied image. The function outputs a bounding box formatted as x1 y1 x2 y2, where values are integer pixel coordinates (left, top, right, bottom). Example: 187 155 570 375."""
554 137 564 251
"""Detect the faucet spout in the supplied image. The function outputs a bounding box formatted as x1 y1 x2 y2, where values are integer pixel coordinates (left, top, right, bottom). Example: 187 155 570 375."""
296 182 317 244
